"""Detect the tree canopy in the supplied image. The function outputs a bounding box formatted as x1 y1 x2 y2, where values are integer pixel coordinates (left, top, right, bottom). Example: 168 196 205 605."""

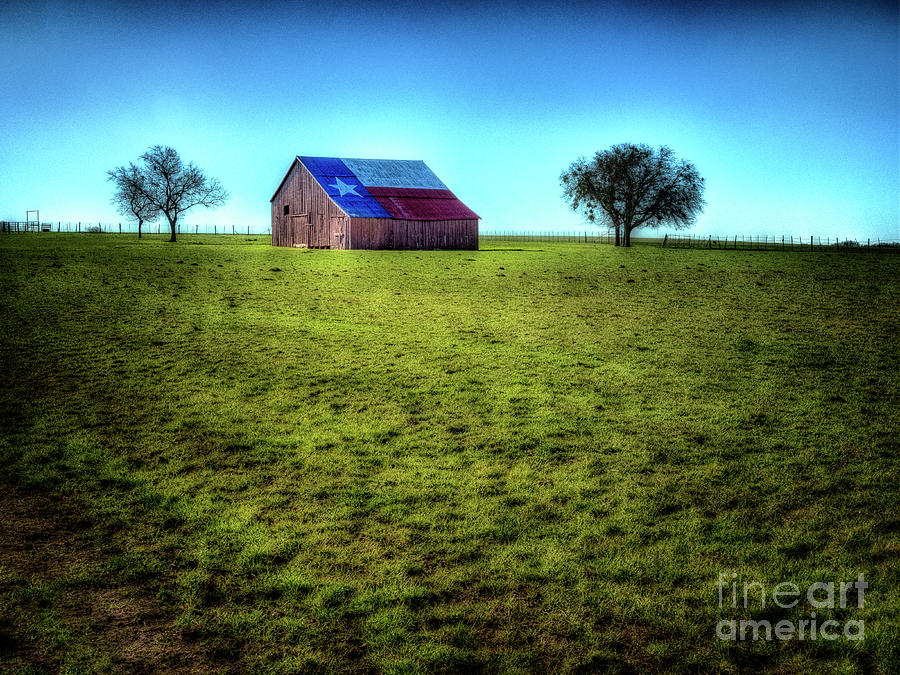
108 146 229 242
107 164 159 238
560 143 705 247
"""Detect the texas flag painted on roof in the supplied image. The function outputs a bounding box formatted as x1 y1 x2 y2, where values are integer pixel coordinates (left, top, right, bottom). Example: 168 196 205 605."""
298 156 479 221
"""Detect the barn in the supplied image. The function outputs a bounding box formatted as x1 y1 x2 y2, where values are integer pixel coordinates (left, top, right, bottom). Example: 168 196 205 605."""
270 156 479 250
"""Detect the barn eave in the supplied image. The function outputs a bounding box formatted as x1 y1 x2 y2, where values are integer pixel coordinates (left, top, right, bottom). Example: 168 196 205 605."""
269 156 303 203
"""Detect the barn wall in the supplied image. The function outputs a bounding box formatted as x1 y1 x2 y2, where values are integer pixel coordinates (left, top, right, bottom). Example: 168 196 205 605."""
348 218 478 250
271 160 349 248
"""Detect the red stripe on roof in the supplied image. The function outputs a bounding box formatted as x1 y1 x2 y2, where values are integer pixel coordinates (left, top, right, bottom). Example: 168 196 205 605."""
367 186 479 220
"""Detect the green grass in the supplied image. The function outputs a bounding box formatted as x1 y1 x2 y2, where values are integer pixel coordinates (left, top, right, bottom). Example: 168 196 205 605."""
1 233 898 673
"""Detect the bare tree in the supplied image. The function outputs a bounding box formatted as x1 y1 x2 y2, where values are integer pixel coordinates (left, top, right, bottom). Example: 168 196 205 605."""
560 144 705 247
108 145 229 242
107 164 159 238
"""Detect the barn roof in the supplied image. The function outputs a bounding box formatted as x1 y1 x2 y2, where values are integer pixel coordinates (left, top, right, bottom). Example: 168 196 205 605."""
274 156 479 221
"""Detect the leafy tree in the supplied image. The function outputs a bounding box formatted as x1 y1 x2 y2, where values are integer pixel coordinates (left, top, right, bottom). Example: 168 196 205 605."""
107 164 159 238
108 145 229 242
560 143 705 247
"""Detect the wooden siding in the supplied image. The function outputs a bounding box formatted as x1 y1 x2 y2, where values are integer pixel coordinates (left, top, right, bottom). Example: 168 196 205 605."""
271 158 478 250
271 160 348 248
348 218 478 250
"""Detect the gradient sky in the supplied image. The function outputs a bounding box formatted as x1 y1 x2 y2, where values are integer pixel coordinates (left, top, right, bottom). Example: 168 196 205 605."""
1 0 897 239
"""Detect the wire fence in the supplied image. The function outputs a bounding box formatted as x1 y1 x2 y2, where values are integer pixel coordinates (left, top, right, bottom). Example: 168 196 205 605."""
661 233 900 252
478 230 900 252
480 230 616 243
0 221 271 235
4 222 898 253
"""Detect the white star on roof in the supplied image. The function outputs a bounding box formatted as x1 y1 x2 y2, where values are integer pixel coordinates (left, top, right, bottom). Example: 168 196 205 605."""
329 177 361 197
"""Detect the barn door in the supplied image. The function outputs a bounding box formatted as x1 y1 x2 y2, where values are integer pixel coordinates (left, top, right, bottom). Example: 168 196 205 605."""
290 214 309 247
330 217 347 249
306 214 326 248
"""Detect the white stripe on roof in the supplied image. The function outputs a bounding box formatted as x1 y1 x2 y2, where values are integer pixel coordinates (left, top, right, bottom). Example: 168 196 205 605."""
341 158 449 189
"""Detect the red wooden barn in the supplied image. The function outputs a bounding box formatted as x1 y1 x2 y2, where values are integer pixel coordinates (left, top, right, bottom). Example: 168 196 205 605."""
270 156 479 250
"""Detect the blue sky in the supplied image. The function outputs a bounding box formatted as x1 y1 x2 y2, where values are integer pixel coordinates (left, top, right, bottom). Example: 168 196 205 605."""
1 0 897 239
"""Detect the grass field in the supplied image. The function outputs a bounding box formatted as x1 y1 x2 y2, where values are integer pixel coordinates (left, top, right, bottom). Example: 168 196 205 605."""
1 234 898 673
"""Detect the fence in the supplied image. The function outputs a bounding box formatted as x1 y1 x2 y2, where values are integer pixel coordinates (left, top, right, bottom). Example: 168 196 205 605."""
661 233 900 252
7 224 607 241
0 221 271 235
480 230 615 243
4 222 897 253
479 230 900 252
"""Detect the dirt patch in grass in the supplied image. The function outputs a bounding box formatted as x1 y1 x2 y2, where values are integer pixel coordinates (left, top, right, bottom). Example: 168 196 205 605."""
0 483 230 673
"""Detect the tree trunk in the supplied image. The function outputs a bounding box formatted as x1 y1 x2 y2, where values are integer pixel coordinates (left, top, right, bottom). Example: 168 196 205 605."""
137 219 142 239
614 223 620 247
167 215 177 242
623 226 632 247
